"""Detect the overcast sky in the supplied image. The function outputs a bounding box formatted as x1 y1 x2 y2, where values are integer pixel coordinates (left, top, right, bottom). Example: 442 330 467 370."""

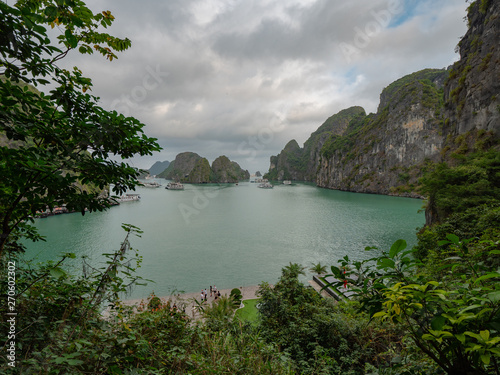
63 0 468 174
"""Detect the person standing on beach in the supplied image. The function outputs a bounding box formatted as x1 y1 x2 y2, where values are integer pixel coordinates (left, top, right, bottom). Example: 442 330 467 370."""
210 285 213 297
200 290 204 302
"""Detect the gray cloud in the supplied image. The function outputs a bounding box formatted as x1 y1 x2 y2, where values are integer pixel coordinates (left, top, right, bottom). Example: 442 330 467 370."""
61 0 468 172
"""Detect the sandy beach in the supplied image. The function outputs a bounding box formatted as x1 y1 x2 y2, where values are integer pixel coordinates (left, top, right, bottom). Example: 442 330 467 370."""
115 285 262 320
108 280 329 320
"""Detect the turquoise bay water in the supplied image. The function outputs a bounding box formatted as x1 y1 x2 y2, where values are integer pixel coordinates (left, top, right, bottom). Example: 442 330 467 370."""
23 181 425 299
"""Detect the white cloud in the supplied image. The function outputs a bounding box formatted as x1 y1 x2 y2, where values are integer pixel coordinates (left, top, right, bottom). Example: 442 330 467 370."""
64 0 468 171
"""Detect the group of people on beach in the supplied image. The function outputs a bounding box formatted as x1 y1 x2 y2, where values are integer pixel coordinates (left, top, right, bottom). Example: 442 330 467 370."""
200 285 221 302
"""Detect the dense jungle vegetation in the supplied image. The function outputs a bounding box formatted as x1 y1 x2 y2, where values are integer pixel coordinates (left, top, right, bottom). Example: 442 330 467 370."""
1 0 499 374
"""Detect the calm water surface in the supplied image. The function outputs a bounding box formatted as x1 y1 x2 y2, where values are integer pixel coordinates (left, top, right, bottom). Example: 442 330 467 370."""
23 181 425 299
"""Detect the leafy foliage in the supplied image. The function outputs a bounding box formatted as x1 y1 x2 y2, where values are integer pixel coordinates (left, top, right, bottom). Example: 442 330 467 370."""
326 237 500 375
310 262 327 275
257 265 402 374
0 0 161 257
415 149 500 259
0 225 147 373
419 150 500 223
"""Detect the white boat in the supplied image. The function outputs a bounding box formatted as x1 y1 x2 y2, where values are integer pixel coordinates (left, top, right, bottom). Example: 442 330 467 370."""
258 182 273 189
166 182 184 190
116 194 141 202
283 180 292 185
141 181 161 188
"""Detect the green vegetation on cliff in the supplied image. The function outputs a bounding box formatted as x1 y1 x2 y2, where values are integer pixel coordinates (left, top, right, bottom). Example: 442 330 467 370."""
211 155 250 183
188 157 213 183
320 110 370 159
265 106 366 181
379 68 447 110
266 67 452 193
159 152 249 183
158 152 202 180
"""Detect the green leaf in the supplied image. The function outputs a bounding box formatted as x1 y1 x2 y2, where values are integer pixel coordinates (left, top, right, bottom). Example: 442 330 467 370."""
480 353 490 365
65 29 78 48
378 258 395 269
44 5 58 18
446 233 460 244
389 239 407 258
465 332 482 341
474 272 500 284
49 267 66 279
480 330 490 341
459 304 483 313
431 315 446 331
66 359 84 366
372 311 386 318
487 290 500 303
455 333 466 344
329 266 342 279
490 348 500 355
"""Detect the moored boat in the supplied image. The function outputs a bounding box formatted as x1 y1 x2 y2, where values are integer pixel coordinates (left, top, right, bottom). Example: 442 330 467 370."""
116 194 141 202
141 181 161 188
166 182 184 190
258 182 273 189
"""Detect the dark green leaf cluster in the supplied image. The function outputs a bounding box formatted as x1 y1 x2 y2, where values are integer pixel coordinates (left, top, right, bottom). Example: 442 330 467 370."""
0 244 292 374
326 237 500 375
419 150 500 222
0 1 161 256
257 263 401 374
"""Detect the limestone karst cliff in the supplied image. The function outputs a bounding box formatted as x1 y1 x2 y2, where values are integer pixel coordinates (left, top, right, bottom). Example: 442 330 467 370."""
148 160 170 176
158 152 249 183
211 156 250 183
158 152 202 180
265 0 499 197
443 0 500 138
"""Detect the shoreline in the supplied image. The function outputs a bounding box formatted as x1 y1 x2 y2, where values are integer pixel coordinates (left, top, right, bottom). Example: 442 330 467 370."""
103 280 329 320
108 285 262 321
120 279 329 310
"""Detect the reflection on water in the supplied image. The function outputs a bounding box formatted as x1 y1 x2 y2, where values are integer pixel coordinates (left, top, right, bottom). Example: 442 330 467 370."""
23 181 425 299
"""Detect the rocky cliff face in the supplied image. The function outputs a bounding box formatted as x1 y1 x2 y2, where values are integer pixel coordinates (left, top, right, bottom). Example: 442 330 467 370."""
159 152 249 183
188 158 213 183
316 69 448 197
158 152 202 180
443 0 500 137
211 156 250 183
266 0 499 197
267 139 306 181
266 107 365 181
